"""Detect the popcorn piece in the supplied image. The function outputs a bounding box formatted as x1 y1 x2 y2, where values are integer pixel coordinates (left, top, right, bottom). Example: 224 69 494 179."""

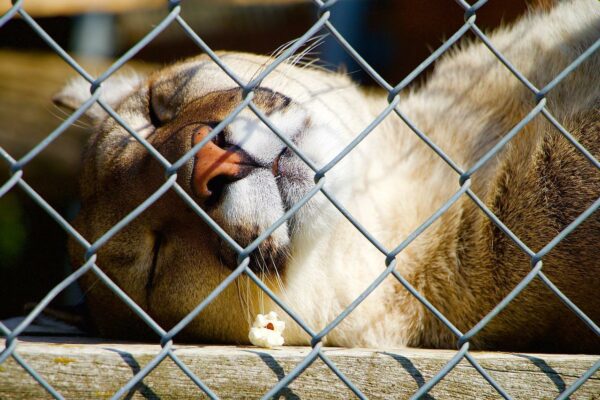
248 311 285 348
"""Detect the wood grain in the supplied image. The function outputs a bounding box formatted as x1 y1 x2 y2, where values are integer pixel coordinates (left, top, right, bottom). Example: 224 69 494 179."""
0 337 598 399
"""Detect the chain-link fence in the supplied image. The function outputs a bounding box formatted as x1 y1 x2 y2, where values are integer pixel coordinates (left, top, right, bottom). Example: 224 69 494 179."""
1 0 599 399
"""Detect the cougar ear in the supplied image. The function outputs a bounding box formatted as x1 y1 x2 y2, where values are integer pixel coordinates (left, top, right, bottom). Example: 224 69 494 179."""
52 73 144 123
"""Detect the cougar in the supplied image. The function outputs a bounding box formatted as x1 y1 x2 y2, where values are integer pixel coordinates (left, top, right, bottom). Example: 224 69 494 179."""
54 0 599 352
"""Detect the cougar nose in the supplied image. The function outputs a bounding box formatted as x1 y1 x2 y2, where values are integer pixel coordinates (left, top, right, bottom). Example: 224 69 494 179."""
192 125 246 201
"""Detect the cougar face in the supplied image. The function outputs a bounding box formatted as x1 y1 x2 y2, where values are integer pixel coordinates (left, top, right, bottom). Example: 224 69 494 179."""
91 54 363 274
56 53 372 342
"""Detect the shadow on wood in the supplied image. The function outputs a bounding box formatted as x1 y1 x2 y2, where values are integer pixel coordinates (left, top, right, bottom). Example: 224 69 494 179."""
0 337 598 399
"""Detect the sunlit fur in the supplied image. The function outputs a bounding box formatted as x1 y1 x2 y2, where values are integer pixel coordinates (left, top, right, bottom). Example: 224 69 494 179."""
56 0 599 352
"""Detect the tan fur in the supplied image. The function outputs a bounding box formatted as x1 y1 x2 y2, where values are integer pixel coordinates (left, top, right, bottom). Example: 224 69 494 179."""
58 0 599 352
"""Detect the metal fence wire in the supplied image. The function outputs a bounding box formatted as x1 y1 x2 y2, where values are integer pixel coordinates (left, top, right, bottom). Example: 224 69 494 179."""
1 0 599 399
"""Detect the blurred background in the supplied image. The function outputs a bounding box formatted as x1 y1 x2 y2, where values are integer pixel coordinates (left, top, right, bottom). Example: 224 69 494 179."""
0 0 545 319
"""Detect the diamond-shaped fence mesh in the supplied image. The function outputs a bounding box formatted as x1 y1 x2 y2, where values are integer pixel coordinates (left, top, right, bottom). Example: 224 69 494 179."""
1 0 599 399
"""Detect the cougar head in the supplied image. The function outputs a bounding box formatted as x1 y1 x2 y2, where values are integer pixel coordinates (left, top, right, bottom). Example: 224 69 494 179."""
55 52 372 341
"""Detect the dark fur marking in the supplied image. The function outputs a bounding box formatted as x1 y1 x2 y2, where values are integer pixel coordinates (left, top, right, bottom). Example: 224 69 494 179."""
145 232 163 309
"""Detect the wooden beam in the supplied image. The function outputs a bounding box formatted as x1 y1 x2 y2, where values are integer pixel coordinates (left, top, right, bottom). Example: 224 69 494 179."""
0 337 598 399
0 0 306 18
0 0 165 17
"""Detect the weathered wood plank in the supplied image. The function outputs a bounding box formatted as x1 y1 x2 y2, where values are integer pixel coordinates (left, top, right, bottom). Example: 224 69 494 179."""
0 337 598 399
